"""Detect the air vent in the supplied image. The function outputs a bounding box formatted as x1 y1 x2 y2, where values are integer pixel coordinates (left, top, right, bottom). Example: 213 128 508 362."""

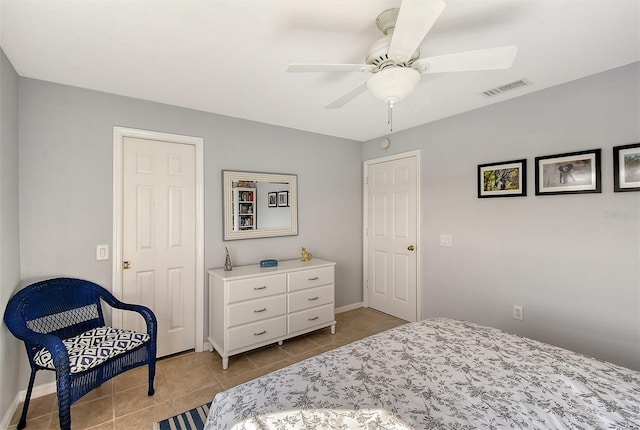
481 78 532 97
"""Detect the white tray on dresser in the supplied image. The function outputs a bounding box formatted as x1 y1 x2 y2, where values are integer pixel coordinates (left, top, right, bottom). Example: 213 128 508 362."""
208 258 336 369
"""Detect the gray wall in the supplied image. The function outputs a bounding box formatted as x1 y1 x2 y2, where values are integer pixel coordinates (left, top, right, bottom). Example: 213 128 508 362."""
17 78 363 388
18 78 363 299
363 62 640 371
0 48 22 425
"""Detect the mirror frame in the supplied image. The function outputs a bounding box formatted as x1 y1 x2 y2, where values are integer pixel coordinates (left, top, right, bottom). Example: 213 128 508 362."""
222 170 298 240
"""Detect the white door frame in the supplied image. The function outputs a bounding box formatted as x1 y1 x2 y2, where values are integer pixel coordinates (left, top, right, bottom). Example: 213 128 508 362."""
363 150 421 321
112 126 206 352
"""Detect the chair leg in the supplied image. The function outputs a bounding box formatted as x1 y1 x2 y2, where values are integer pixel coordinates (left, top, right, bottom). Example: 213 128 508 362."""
147 359 156 396
55 372 72 430
17 370 37 430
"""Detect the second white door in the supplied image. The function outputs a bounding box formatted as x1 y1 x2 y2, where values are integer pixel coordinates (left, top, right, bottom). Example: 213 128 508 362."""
122 136 196 357
365 153 419 322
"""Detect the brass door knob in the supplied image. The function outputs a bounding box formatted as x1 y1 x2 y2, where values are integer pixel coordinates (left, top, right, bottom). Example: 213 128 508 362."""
407 245 415 251
123 261 131 270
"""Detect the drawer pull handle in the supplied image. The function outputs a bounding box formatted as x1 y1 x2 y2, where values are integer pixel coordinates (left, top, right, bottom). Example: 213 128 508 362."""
253 286 267 290
308 316 319 321
254 330 266 336
254 308 267 313
308 276 319 281
308 296 319 301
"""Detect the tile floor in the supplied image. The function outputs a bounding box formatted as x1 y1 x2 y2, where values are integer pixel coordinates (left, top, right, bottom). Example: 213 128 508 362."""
8 307 406 430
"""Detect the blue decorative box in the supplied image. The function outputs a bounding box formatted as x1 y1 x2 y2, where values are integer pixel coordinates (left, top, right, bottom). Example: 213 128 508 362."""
260 259 278 268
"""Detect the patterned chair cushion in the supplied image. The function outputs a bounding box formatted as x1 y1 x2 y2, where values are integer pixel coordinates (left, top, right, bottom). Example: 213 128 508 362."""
33 326 150 374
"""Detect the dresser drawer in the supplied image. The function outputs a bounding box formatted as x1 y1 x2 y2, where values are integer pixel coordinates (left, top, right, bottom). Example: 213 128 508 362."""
228 274 287 303
228 295 286 327
227 316 287 351
288 304 334 333
288 267 334 292
288 285 334 313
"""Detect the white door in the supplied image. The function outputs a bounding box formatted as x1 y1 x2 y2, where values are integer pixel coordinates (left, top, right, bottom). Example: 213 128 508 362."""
365 152 419 322
122 136 196 357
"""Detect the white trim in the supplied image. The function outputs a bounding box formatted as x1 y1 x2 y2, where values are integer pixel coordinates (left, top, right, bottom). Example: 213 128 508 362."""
2 381 57 429
335 302 363 314
363 150 422 321
2 394 22 430
18 382 57 400
112 127 206 353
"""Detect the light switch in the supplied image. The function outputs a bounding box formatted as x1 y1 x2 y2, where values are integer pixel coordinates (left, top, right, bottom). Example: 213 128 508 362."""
439 234 452 247
96 245 109 261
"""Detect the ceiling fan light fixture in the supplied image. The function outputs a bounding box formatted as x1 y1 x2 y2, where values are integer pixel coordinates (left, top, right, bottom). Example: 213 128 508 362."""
367 67 420 103
367 67 420 132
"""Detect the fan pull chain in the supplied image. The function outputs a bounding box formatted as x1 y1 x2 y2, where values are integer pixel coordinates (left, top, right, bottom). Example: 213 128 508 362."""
387 102 393 132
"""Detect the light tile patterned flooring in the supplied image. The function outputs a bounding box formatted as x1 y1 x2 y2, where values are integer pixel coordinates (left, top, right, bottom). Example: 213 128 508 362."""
9 307 406 430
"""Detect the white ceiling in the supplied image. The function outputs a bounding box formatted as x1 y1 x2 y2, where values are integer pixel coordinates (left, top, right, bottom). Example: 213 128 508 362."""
1 0 639 142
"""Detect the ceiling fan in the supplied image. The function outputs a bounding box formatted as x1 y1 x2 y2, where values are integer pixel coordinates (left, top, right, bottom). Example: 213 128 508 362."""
287 0 517 130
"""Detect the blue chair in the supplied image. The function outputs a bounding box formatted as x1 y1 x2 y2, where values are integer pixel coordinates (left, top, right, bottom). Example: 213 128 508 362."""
3 278 157 430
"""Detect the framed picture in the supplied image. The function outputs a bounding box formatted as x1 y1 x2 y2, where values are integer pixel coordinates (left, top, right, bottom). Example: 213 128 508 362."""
267 192 277 207
277 191 289 207
477 159 527 198
535 149 601 195
613 143 640 192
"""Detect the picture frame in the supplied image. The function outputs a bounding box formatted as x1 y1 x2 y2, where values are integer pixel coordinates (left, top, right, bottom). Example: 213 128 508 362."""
267 192 277 207
613 143 640 192
277 191 289 207
535 149 601 195
477 159 527 198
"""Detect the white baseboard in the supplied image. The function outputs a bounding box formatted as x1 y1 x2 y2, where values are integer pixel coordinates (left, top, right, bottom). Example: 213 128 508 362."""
21 381 57 400
1 381 57 430
2 381 58 430
335 302 363 314
1 396 19 430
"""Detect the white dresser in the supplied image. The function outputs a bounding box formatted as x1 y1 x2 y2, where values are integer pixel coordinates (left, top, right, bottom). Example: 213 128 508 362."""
208 258 336 369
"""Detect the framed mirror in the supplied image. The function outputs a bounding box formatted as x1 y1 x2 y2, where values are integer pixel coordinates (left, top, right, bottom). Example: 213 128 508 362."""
222 170 298 240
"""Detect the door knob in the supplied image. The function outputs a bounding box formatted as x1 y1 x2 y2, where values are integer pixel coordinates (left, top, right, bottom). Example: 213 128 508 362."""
407 245 415 251
123 261 131 270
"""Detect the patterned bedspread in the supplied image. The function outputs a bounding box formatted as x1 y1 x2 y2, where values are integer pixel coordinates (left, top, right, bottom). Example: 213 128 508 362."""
205 318 640 429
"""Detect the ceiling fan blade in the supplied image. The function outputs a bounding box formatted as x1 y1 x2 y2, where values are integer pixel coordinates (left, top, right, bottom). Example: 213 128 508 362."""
287 64 375 73
325 82 369 109
414 45 518 73
388 0 446 64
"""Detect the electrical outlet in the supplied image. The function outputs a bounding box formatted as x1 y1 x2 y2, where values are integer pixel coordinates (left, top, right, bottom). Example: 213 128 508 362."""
513 305 524 321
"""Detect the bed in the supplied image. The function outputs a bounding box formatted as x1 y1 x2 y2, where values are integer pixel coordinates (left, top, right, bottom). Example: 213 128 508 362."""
204 318 640 429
